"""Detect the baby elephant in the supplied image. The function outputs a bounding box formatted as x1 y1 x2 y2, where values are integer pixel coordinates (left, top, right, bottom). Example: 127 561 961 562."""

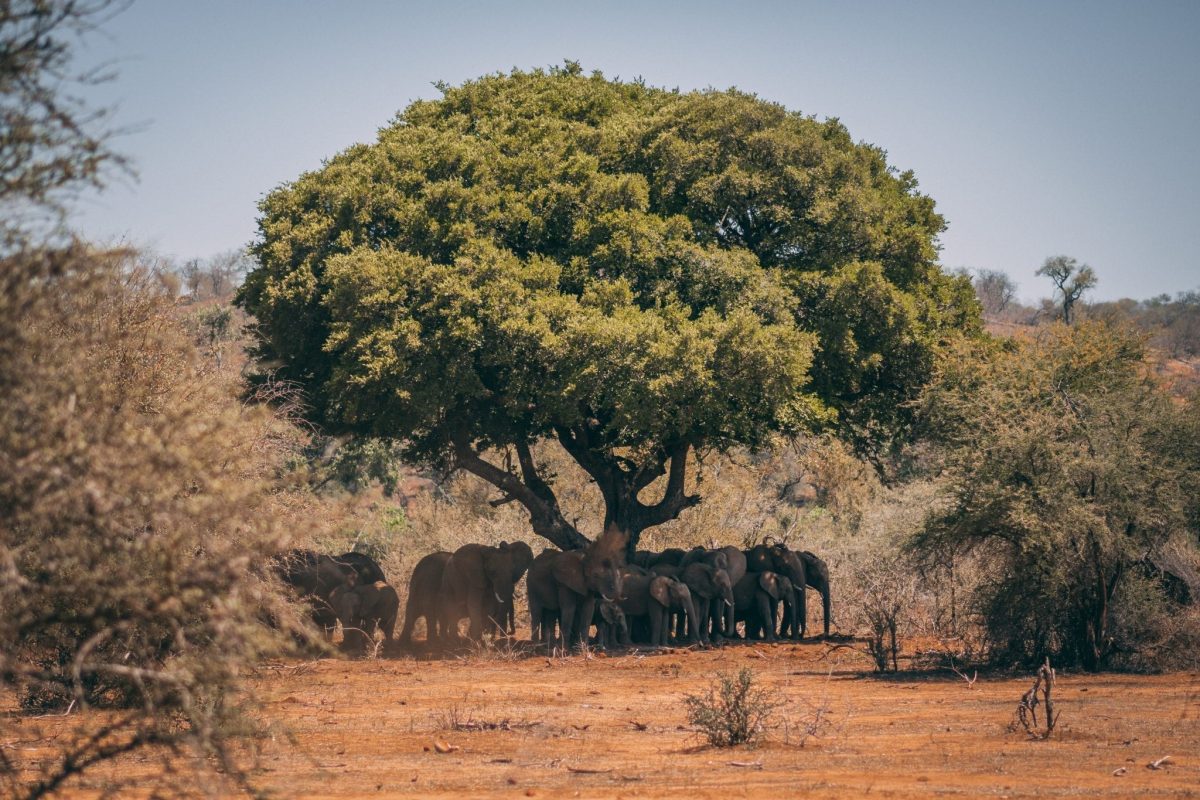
334 581 400 656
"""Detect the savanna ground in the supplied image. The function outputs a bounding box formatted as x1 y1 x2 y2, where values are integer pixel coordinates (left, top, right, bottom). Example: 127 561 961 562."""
9 640 1198 798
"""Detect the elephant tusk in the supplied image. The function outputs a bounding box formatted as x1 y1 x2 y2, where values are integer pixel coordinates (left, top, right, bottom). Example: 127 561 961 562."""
495 592 503 603
724 599 732 608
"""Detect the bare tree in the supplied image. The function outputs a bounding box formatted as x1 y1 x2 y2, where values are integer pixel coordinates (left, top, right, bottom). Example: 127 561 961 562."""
972 269 1018 318
205 248 251 298
1036 255 1097 324
0 0 130 246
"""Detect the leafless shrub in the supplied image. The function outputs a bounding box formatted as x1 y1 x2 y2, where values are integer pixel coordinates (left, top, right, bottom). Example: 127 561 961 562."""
845 552 919 672
0 246 309 798
1014 658 1059 738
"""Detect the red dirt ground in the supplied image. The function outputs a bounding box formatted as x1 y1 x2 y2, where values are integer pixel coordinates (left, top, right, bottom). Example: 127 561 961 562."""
18 641 1199 798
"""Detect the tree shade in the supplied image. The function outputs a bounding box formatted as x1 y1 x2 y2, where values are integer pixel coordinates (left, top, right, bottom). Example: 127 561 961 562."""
239 64 979 551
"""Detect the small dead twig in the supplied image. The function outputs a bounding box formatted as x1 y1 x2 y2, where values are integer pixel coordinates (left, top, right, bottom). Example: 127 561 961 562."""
565 765 612 774
629 720 648 731
30 698 77 718
728 760 763 769
1147 755 1172 770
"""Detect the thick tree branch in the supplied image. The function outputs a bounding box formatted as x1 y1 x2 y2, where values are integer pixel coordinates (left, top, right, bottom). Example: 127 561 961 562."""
554 422 620 509
638 441 701 528
514 438 555 504
452 432 589 551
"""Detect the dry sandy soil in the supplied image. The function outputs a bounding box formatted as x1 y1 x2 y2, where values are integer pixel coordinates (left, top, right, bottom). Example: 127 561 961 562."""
16 640 1200 798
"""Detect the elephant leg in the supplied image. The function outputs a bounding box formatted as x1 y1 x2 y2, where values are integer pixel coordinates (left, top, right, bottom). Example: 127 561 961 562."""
795 584 808 639
756 593 777 642
577 596 596 648
467 591 485 642
709 602 725 643
529 595 542 642
695 598 711 644
557 588 578 651
650 607 666 647
397 607 416 645
504 598 516 636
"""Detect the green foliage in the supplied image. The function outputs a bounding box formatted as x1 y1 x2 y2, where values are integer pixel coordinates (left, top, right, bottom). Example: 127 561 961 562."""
683 668 781 747
1036 255 1097 325
240 66 979 546
916 322 1199 670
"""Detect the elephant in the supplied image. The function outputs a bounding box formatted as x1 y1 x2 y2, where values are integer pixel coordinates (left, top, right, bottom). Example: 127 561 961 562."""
796 550 832 637
679 562 734 644
745 543 808 638
732 571 794 642
745 544 832 638
527 549 562 644
675 546 746 636
274 549 358 631
335 551 387 585
677 546 710 569
652 548 687 568
489 542 537 633
397 551 451 646
618 572 699 647
594 599 631 649
526 529 626 651
630 547 687 570
439 542 520 643
649 562 682 579
333 580 400 655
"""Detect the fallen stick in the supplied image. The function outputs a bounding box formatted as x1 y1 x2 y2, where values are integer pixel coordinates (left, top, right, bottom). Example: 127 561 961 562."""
728 760 763 769
1147 755 1172 770
566 765 613 774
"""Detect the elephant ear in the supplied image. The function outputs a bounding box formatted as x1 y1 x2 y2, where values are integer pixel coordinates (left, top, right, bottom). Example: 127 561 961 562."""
687 564 716 597
650 577 671 607
552 551 587 596
758 572 781 600
712 551 729 571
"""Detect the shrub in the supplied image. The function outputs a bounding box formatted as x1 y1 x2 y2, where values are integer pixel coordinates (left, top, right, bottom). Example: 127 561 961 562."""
0 247 305 797
682 668 781 748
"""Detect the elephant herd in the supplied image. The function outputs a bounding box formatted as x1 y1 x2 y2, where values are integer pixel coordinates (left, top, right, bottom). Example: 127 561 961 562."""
274 533 830 656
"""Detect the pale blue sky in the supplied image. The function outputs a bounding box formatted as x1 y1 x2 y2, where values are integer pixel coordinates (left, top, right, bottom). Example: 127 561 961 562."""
74 0 1199 302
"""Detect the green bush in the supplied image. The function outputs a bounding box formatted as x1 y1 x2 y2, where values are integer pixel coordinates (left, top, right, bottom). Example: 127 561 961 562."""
683 668 781 748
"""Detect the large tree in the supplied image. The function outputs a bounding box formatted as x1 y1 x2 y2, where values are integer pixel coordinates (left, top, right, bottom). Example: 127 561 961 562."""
239 65 979 553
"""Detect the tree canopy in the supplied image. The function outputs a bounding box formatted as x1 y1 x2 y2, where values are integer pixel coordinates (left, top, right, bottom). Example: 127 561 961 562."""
239 65 979 551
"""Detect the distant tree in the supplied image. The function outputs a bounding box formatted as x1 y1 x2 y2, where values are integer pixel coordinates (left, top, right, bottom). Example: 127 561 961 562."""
205 248 252 298
239 67 980 553
1036 255 1097 324
916 323 1198 670
972 269 1018 318
181 257 205 297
